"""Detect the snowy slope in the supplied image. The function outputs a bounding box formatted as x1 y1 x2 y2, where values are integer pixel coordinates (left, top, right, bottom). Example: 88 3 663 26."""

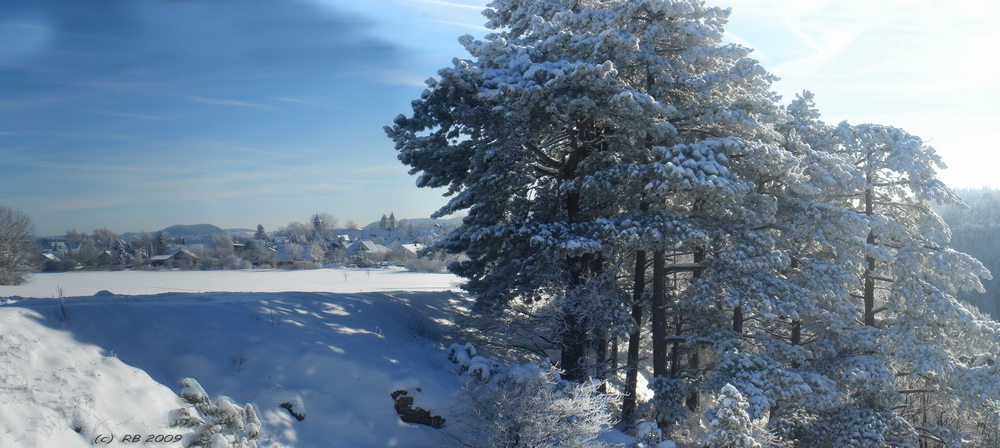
0 269 472 447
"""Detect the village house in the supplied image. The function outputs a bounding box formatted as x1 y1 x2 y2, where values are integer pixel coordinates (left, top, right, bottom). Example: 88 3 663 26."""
150 248 200 268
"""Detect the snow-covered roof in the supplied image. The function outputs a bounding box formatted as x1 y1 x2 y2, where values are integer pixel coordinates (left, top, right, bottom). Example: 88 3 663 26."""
151 248 200 262
346 240 390 254
395 243 424 255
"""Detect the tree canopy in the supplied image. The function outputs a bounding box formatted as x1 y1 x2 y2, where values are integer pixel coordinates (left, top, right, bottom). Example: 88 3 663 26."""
0 205 37 285
386 0 1000 445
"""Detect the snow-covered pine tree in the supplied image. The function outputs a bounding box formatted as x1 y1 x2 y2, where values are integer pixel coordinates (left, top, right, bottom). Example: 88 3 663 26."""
778 92 1000 446
388 1 1000 444
387 0 788 382
703 384 775 448
154 230 172 256
388 0 840 434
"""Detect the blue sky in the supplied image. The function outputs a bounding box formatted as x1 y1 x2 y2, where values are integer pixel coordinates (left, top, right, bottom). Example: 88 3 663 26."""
1 0 997 236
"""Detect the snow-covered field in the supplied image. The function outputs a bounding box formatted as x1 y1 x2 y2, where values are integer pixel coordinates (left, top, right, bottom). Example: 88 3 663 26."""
0 268 476 447
0 267 465 298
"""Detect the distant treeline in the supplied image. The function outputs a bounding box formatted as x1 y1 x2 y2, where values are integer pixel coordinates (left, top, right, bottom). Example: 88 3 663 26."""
940 188 1000 317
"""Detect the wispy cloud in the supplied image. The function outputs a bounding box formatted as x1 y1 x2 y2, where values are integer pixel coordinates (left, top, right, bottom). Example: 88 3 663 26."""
428 19 491 32
0 94 81 113
357 69 433 88
51 196 137 212
93 111 171 121
412 0 485 11
273 97 345 110
771 28 860 79
183 96 277 110
53 131 132 140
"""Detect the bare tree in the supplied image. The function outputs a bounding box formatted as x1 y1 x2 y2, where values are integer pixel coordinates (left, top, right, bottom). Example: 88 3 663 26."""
92 227 119 250
0 205 37 285
311 213 337 234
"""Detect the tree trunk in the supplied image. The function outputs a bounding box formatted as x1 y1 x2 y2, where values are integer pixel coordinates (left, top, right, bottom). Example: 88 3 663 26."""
621 249 647 427
595 334 608 392
733 305 744 335
687 247 705 410
791 320 802 369
603 338 617 394
561 252 605 382
685 350 700 411
789 256 802 367
651 250 667 378
864 183 877 327
669 310 682 378
864 232 877 327
560 141 586 382
561 308 588 382
561 253 590 382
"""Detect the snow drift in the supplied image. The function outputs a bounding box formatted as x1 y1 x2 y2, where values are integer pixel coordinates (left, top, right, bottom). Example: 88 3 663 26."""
0 269 470 447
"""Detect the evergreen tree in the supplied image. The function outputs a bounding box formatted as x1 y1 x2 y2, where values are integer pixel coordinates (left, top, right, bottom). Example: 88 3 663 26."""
154 231 171 256
704 384 772 448
388 0 1000 444
388 0 790 384
777 92 1000 446
254 224 267 242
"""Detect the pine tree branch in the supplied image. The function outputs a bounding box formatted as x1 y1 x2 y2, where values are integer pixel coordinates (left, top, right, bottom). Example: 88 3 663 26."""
662 263 704 274
533 164 560 176
523 141 562 170
897 388 937 394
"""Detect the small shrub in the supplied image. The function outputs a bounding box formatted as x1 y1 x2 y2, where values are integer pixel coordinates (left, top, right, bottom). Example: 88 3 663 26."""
446 343 615 448
651 376 690 431
404 256 448 273
703 384 781 448
172 378 262 448
290 260 322 270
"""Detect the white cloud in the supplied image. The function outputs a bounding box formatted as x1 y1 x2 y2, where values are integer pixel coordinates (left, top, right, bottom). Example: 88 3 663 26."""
0 19 52 64
183 96 277 110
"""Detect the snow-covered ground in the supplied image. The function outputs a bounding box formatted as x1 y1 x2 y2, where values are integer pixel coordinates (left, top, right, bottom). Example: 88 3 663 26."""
0 268 476 447
0 267 465 298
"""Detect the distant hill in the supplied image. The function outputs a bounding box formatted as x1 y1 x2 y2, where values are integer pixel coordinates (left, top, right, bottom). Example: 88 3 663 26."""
160 224 228 237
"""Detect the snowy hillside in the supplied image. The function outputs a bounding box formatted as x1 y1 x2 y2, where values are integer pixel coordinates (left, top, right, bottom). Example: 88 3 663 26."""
0 268 482 447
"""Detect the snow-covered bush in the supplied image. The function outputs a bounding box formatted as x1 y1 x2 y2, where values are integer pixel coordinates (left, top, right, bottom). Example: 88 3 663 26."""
446 342 502 380
289 260 322 270
446 343 614 448
446 342 478 366
650 377 690 431
405 253 465 273
703 384 781 448
404 256 448 273
172 377 262 448
796 406 916 448
632 421 678 448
